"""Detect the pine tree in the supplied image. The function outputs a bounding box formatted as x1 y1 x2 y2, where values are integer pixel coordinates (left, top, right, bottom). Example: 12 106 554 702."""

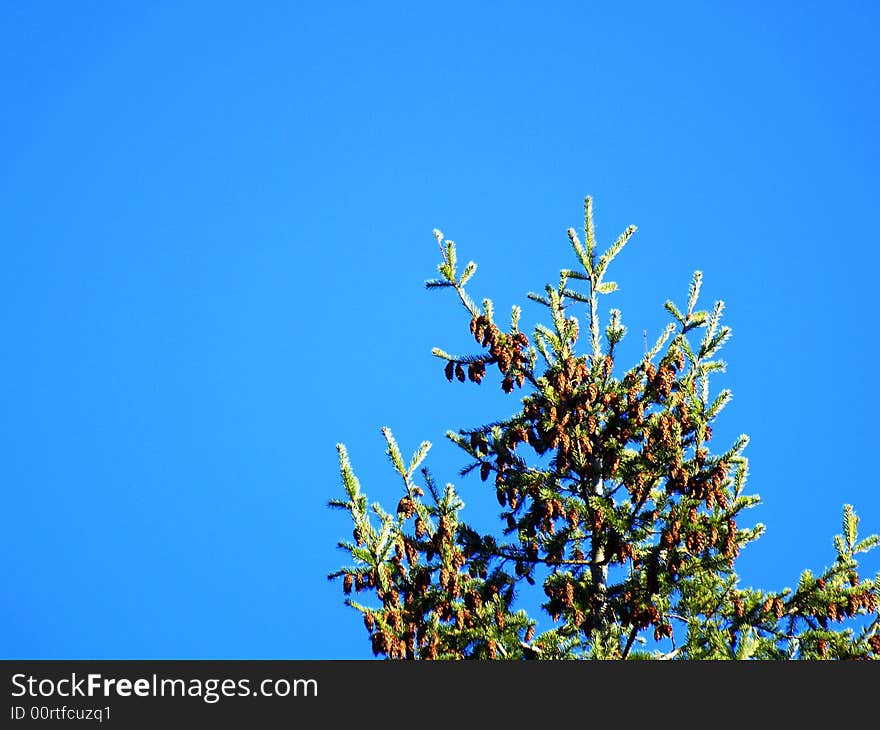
329 197 880 660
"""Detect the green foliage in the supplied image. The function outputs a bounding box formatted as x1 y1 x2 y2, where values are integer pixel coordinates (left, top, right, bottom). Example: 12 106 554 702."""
329 197 880 660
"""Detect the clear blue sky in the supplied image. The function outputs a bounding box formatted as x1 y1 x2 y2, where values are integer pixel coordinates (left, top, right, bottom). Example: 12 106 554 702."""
2 1 878 658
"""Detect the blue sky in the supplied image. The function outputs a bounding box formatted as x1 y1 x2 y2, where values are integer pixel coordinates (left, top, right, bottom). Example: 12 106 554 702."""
2 1 878 658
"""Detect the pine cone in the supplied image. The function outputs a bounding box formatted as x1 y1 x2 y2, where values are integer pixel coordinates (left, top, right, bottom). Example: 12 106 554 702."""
674 348 685 371
508 490 519 510
397 496 415 518
827 603 839 622
732 595 744 618
405 541 418 566
847 594 859 615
